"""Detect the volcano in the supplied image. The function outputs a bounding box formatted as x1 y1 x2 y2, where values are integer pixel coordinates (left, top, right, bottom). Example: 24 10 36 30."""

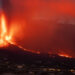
0 43 41 64
0 44 75 69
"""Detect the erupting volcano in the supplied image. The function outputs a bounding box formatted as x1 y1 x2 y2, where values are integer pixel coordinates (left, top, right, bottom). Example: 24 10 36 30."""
0 13 73 59
0 0 74 58
0 1 75 74
0 12 40 54
0 12 72 58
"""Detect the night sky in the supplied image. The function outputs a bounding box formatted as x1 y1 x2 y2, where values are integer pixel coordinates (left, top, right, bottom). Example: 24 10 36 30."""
1 0 75 57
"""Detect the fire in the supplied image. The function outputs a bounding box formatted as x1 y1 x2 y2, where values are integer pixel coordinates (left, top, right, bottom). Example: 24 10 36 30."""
0 13 12 47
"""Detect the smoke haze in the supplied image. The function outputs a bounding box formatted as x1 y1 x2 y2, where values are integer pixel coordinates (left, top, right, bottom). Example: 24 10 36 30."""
1 0 75 57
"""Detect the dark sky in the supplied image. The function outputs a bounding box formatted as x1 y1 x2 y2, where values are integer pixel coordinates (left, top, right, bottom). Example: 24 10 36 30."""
1 0 75 57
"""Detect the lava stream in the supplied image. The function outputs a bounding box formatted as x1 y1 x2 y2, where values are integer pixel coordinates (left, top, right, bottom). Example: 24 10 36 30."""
58 53 72 58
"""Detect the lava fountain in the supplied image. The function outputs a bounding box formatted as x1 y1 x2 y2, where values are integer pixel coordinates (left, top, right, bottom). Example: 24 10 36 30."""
0 13 12 47
0 13 40 54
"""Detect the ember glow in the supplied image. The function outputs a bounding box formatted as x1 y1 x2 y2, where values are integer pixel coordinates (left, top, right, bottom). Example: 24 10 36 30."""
0 13 12 47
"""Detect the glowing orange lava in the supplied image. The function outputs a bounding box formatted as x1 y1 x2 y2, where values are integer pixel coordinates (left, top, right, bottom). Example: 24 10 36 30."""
58 53 72 58
0 13 12 47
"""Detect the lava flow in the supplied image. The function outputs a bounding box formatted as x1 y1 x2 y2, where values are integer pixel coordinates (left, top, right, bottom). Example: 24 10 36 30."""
58 53 72 58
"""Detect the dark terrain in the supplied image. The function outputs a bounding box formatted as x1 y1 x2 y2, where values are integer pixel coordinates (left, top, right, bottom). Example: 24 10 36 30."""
0 44 75 75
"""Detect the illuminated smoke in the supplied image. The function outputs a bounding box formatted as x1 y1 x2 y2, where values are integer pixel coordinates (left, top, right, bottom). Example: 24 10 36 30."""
0 0 75 57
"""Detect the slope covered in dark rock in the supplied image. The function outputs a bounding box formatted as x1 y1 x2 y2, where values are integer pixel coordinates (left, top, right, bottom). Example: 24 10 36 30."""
0 44 75 69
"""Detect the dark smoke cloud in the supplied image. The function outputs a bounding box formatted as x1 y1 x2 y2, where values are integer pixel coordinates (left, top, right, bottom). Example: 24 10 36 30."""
4 0 75 57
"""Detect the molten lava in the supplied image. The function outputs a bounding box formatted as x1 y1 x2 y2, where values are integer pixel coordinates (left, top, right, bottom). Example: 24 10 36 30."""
58 53 72 58
0 13 12 47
